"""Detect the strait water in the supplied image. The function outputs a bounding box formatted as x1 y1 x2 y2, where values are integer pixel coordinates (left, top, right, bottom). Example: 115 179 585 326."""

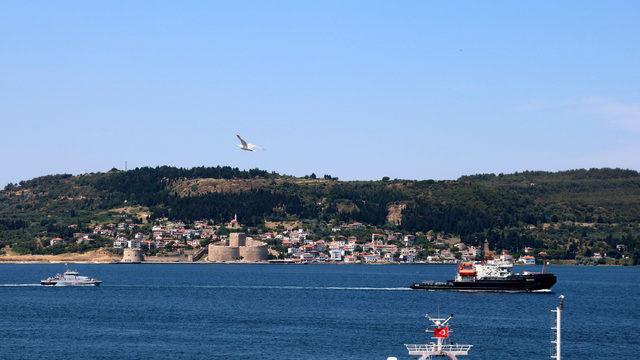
0 264 638 360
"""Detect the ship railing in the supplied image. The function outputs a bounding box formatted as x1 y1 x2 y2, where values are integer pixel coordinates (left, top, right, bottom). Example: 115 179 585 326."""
405 344 473 352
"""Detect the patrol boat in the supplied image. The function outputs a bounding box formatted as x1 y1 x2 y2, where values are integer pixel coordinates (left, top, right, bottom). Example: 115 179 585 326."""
410 260 556 292
41 265 102 286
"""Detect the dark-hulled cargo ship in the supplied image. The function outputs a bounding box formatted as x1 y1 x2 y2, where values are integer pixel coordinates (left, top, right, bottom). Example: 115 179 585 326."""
410 261 556 292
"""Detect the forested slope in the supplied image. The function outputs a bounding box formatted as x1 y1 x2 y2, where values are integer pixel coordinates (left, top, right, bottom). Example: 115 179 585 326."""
1 166 639 260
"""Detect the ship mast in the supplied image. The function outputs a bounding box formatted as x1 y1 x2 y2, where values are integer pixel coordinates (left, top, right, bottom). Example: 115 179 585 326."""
404 314 472 360
551 295 564 360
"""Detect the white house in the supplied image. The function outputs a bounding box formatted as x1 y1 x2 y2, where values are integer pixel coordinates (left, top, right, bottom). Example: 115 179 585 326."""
517 255 536 265
127 240 141 249
329 249 343 261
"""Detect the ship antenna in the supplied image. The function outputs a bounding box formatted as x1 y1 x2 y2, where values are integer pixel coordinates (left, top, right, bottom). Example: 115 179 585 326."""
409 312 471 359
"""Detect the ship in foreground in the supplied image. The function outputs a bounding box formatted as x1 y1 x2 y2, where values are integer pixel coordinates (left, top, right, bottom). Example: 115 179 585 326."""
410 260 556 292
401 313 472 360
41 266 102 286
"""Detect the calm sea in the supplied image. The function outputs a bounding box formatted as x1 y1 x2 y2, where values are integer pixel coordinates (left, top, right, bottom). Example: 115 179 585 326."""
0 264 638 359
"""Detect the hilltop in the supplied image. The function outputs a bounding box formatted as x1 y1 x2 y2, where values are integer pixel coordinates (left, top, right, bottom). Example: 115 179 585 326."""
1 166 639 263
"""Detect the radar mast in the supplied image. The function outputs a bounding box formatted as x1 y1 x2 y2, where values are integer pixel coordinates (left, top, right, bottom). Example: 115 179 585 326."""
404 313 472 360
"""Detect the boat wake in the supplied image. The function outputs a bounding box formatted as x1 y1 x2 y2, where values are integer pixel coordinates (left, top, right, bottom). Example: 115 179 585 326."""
276 286 412 292
106 284 411 292
0 283 41 287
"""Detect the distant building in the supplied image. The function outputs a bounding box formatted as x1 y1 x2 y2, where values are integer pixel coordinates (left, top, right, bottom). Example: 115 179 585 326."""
127 240 141 249
345 222 365 229
113 237 127 249
76 236 93 245
499 251 513 263
363 254 380 263
49 237 64 246
227 214 242 229
440 250 456 262
329 249 343 261
299 252 317 261
517 255 536 265
403 235 416 246
400 247 416 263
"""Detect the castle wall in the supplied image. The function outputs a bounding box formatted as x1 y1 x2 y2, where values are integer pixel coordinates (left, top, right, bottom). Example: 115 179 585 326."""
208 244 240 262
239 245 269 262
208 233 268 262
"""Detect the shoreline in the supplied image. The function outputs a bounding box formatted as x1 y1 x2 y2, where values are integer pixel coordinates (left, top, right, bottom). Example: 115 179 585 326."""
0 260 631 266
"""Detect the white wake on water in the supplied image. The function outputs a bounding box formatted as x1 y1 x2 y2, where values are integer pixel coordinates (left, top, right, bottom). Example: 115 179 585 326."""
103 284 411 291
0 283 412 291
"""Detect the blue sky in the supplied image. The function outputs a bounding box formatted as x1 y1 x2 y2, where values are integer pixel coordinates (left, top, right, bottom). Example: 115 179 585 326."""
1 1 639 186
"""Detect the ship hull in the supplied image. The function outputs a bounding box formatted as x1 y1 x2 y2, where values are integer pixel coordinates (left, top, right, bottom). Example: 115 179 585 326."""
410 273 556 292
40 281 102 286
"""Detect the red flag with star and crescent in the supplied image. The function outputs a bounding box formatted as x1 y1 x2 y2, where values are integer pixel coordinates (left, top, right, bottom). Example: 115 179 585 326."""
434 327 449 338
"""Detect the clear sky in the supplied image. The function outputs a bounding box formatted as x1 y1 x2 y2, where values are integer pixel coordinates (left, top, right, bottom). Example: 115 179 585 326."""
2 1 639 186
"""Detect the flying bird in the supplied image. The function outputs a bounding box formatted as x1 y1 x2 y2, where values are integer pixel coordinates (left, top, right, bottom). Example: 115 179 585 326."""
236 134 262 151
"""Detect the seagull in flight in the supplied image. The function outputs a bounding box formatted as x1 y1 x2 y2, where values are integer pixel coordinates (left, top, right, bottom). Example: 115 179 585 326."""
236 134 262 152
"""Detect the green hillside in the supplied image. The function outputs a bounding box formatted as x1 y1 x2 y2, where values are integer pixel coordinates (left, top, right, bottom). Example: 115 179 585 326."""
1 166 639 262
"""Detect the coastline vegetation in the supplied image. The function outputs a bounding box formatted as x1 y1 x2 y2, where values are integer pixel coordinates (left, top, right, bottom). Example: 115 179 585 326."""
1 166 639 264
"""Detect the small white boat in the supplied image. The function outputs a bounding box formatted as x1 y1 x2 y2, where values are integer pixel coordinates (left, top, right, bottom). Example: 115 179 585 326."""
41 265 102 286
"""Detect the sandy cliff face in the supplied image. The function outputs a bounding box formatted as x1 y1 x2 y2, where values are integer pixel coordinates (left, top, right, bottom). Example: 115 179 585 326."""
386 202 406 226
0 248 117 263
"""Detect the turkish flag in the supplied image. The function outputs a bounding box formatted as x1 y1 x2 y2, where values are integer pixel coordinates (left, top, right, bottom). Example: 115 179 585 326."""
434 327 449 338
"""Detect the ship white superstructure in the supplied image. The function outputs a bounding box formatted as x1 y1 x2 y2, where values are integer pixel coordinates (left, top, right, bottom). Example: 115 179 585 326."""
404 314 472 360
41 265 102 286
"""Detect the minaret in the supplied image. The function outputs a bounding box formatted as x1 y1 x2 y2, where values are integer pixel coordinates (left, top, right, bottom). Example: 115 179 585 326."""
483 240 492 260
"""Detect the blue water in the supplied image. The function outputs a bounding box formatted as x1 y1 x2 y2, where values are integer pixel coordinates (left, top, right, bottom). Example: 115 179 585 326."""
0 264 638 359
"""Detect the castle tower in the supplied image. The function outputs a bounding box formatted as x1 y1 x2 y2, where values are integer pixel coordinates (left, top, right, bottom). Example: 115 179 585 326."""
229 232 247 247
122 248 143 263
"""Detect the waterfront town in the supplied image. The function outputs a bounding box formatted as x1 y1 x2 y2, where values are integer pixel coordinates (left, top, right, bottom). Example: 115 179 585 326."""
41 213 601 265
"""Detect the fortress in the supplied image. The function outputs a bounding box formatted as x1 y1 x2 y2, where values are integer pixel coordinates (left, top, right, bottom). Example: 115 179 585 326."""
208 232 269 262
121 247 143 263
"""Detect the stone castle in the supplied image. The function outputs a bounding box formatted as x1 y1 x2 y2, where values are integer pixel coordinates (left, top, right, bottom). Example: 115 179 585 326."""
208 232 269 262
121 247 143 263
